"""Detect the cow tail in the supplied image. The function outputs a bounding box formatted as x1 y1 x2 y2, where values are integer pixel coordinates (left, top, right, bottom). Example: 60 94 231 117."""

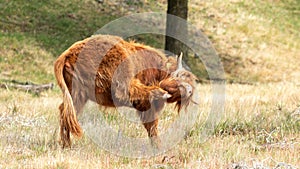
54 51 83 139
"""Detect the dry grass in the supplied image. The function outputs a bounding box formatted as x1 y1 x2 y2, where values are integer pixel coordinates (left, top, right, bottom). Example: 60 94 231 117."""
1 0 300 168
0 82 299 168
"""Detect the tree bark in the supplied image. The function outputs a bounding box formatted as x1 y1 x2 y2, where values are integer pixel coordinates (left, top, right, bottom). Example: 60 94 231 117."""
165 0 188 60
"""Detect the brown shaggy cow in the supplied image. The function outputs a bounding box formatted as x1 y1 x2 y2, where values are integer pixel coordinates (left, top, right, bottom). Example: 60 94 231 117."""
54 35 197 148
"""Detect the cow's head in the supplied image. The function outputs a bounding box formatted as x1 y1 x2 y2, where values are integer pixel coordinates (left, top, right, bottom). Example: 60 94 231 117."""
160 53 198 112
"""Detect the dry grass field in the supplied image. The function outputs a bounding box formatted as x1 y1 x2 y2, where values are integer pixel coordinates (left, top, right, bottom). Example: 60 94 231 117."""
0 0 299 168
0 83 299 168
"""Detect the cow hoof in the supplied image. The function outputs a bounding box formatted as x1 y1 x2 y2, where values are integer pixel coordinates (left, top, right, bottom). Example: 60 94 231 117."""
162 93 172 99
151 88 172 100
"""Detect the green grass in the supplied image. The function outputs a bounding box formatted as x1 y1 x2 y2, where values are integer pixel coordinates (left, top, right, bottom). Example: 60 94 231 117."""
0 0 117 83
0 33 54 83
2 0 299 83
236 0 300 35
189 0 300 83
0 0 116 56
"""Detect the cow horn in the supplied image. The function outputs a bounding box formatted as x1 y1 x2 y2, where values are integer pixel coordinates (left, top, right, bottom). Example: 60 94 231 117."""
177 52 183 70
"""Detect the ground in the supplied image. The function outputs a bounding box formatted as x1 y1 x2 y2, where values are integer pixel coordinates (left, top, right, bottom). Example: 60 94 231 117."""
0 0 299 168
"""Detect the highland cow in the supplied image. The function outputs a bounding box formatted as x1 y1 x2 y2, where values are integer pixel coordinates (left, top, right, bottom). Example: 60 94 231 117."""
54 35 197 148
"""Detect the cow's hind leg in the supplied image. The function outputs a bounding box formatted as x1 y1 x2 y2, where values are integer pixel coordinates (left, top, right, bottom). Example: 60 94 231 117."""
59 93 87 148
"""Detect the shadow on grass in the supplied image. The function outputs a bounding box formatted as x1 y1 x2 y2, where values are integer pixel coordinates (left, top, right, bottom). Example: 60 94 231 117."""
0 0 116 56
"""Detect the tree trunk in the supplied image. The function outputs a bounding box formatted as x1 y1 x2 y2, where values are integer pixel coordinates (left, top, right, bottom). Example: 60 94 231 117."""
165 0 188 60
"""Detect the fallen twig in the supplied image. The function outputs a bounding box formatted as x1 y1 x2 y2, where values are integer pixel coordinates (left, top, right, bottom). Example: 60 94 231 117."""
0 80 54 94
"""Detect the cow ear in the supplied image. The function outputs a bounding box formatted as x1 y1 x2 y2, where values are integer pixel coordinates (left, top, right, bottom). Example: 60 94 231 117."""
189 72 200 83
194 75 200 83
177 52 183 70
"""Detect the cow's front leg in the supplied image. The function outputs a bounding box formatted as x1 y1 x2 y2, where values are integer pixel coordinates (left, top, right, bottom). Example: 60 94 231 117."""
142 119 161 148
138 100 165 149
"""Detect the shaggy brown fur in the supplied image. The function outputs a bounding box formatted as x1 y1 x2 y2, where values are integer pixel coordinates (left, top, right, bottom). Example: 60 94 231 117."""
54 35 197 148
